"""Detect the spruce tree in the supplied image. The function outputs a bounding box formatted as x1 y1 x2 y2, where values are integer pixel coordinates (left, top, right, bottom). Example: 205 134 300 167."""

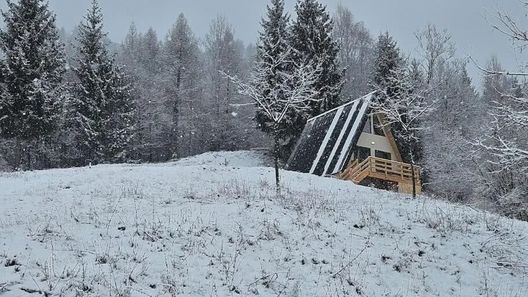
287 0 343 156
290 0 343 113
0 0 65 168
372 32 402 94
68 0 136 164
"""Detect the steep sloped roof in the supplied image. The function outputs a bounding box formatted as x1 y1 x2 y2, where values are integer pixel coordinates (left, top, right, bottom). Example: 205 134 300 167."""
286 92 374 176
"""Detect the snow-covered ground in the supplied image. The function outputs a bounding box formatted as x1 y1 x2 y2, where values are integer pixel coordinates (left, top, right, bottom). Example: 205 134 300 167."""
0 151 527 297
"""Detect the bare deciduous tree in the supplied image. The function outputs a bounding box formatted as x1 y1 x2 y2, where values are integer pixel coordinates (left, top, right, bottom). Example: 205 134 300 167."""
415 24 455 84
371 66 436 198
226 47 322 193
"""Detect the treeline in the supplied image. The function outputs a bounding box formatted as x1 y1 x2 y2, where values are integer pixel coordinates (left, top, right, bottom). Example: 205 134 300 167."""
0 0 263 168
0 0 526 219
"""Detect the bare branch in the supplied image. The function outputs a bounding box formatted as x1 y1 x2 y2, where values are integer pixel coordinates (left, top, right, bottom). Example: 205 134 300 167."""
469 56 528 77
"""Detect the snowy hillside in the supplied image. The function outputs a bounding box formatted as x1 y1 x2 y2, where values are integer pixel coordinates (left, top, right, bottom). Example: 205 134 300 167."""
1 151 527 297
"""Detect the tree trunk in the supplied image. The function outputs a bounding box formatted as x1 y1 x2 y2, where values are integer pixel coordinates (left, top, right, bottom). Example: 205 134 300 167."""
173 67 182 159
26 142 32 171
408 147 417 198
273 128 281 196
15 138 22 170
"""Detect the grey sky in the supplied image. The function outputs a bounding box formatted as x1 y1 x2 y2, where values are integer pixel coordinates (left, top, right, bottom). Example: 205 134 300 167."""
1 0 527 87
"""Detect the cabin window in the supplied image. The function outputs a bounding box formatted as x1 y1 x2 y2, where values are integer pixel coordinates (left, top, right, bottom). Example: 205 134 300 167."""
375 150 391 160
362 116 372 133
356 146 371 161
373 115 385 136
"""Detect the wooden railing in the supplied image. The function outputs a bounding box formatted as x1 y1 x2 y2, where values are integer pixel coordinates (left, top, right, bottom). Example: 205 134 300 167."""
340 156 421 184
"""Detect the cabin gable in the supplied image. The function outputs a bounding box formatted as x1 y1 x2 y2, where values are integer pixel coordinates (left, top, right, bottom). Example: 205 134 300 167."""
286 93 421 195
353 113 403 162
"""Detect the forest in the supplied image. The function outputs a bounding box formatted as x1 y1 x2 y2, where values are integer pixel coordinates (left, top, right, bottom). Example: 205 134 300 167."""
0 0 527 221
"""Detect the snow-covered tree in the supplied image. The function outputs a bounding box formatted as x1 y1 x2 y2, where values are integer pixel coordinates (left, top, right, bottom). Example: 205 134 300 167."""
67 0 136 165
121 23 143 72
415 24 455 85
253 0 294 158
333 4 374 100
411 25 482 200
372 32 402 96
371 65 434 198
371 32 426 171
161 13 203 158
227 48 322 191
0 0 66 168
286 0 343 155
422 60 482 200
204 16 244 151
473 57 528 218
459 6 528 218
140 28 161 74
119 26 172 162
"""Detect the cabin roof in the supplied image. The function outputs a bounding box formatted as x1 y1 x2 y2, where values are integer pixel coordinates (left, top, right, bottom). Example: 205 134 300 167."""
286 92 375 176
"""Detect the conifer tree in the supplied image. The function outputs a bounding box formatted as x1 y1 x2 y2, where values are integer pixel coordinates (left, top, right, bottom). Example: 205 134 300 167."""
290 0 343 113
67 0 136 164
0 0 65 168
372 32 403 97
121 23 142 71
141 28 161 74
204 16 243 151
162 13 201 158
287 0 343 156
120 26 167 162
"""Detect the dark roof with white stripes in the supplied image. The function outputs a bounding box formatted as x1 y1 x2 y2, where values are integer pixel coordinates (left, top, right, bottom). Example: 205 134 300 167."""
286 92 374 176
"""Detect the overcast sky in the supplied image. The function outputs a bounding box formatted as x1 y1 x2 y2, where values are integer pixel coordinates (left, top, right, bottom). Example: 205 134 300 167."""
1 0 527 87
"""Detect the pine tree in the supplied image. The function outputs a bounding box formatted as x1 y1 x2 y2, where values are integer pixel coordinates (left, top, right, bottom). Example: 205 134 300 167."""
372 32 402 96
286 0 343 157
290 0 343 113
119 26 168 162
204 16 243 151
68 0 136 165
121 23 142 71
162 13 201 158
141 28 160 74
0 0 65 168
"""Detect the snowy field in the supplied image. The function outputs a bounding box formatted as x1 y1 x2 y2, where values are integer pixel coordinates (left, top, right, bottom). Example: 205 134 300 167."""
1 151 527 297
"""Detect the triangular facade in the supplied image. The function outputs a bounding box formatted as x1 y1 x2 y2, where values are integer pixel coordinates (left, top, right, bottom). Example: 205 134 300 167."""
287 92 421 194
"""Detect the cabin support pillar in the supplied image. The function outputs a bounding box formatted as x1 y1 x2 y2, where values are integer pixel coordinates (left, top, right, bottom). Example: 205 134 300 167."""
397 182 422 195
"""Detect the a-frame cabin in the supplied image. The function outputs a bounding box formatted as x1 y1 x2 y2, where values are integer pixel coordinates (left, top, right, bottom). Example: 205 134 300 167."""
286 93 421 194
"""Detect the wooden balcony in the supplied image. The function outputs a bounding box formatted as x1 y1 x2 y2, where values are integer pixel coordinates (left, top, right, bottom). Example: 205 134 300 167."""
339 156 422 194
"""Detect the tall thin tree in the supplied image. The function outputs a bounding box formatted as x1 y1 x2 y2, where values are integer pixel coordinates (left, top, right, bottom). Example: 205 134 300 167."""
254 0 293 160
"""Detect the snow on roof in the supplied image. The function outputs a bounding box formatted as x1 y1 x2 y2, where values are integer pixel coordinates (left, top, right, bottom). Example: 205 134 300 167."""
287 92 374 176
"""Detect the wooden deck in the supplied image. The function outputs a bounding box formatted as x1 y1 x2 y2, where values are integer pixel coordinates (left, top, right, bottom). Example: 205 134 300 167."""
339 156 422 194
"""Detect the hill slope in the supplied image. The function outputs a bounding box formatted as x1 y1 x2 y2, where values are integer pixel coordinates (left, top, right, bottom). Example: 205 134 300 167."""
1 151 527 297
